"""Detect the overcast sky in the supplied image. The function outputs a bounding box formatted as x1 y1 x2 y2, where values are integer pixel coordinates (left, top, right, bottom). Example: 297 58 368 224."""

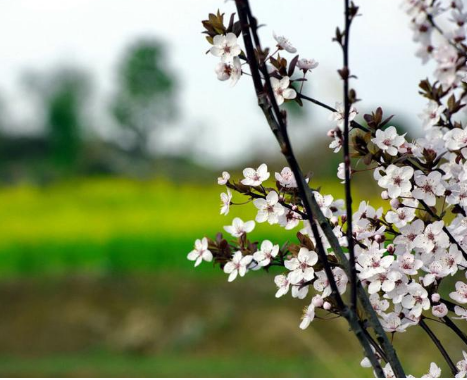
0 0 437 166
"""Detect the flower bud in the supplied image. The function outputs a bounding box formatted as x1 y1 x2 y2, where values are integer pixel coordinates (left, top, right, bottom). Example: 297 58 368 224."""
381 190 389 200
323 301 332 310
327 129 336 138
386 244 395 254
431 293 441 303
341 215 347 224
375 234 385 244
312 295 324 308
390 198 400 209
330 216 339 225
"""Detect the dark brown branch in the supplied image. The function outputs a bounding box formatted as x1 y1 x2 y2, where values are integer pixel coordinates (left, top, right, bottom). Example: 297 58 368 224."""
419 318 458 376
443 315 467 346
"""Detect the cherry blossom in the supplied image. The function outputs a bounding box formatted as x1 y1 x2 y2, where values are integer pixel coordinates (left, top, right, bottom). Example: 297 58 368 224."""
419 100 445 130
456 351 467 379
215 57 242 86
220 189 232 215
217 171 230 185
253 191 284 224
224 251 253 282
241 163 270 186
432 303 448 318
253 240 279 267
285 247 318 284
421 362 441 378
371 126 406 156
412 171 446 206
329 102 358 129
299 303 315 329
376 165 414 199
274 274 291 298
224 217 255 237
270 76 297 105
297 58 319 72
210 33 241 61
187 238 213 267
450 281 467 304
273 32 297 53
275 167 297 188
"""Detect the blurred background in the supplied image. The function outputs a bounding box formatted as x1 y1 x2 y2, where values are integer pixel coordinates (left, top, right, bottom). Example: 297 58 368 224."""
0 0 464 377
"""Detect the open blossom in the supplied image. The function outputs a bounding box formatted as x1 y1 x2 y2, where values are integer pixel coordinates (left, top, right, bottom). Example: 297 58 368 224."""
253 191 284 224
376 165 414 199
270 76 296 105
278 208 301 230
401 282 430 317
380 312 412 333
187 238 213 267
273 32 297 53
210 33 241 61
421 363 441 378
217 171 230 185
431 303 448 318
369 293 390 314
285 247 318 284
444 127 467 151
299 303 316 330
313 191 334 218
396 253 423 276
418 100 445 130
454 306 467 320
220 189 232 215
385 206 416 228
275 167 297 188
241 163 270 186
357 242 393 280
215 56 242 86
224 217 255 237
368 270 402 294
450 281 467 303
253 240 279 267
297 58 319 72
329 102 357 128
412 171 445 206
371 126 406 156
274 274 291 298
224 251 253 282
456 351 467 379
413 221 449 253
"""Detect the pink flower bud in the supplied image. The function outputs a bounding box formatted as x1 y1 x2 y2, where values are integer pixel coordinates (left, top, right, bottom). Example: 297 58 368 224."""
323 301 332 310
312 295 324 308
381 190 389 200
386 244 395 254
431 293 441 303
327 129 336 138
330 216 339 225
390 198 400 209
375 234 385 243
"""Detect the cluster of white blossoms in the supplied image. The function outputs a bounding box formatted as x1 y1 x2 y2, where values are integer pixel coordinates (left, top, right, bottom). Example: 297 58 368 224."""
195 2 467 377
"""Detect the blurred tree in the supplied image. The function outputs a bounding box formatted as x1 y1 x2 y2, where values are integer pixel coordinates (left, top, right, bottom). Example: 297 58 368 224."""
24 67 91 170
111 38 176 158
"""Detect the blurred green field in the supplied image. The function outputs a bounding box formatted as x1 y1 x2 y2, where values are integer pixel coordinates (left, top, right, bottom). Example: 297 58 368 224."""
0 177 382 276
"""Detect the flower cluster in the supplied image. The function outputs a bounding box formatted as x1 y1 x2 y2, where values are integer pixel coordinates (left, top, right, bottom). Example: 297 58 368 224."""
193 2 467 377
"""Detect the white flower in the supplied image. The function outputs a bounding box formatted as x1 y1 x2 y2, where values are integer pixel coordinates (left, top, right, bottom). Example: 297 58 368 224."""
357 242 394 280
419 101 445 130
241 163 270 186
412 171 445 206
297 58 319 72
210 33 241 61
217 171 230 185
337 162 346 183
313 191 334 218
450 281 467 304
394 219 425 251
413 221 449 253
253 240 279 267
396 253 423 276
444 127 467 151
368 270 402 294
377 165 414 198
369 293 390 314
253 191 284 224
380 312 412 333
278 208 301 230
224 251 253 282
275 167 297 188
215 57 242 86
456 351 467 379
299 303 315 329
454 306 467 320
270 76 296 105
401 281 430 316
273 32 297 53
224 217 255 237
285 247 318 284
386 207 416 228
329 102 357 129
274 274 291 298
431 303 448 318
383 363 396 378
187 238 213 267
422 362 441 378
371 126 406 156
220 189 232 215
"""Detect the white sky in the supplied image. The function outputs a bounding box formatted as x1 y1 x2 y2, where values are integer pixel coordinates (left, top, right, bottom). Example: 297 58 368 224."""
0 0 436 167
